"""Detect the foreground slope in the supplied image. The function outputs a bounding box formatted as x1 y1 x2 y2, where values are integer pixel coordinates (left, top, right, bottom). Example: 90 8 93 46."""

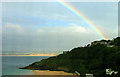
20 37 120 76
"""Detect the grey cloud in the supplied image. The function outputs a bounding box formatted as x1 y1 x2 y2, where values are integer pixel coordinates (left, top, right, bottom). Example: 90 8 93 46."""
2 23 99 54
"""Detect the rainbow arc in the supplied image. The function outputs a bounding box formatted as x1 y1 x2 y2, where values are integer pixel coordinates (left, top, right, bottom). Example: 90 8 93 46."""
57 0 108 40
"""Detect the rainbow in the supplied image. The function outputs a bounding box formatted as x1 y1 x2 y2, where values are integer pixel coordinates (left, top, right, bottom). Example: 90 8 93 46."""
57 0 108 40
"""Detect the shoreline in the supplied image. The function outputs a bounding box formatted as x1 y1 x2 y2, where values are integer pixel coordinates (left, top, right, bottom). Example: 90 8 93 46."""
1 54 56 56
32 70 76 75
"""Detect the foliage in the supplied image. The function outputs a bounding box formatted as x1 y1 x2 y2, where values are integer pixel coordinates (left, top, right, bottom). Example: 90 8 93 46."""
22 37 120 76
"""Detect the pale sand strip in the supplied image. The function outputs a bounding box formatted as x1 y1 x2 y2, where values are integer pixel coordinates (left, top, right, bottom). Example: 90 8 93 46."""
33 70 75 75
1 54 56 56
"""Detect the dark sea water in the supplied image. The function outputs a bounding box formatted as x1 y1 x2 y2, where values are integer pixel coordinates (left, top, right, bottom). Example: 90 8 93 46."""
2 56 49 75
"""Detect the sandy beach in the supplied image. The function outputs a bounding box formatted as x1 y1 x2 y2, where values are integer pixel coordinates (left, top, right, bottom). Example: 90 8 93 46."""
33 70 75 75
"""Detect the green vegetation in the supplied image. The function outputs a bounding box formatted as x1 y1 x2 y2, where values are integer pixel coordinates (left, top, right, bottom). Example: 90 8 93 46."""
20 37 120 77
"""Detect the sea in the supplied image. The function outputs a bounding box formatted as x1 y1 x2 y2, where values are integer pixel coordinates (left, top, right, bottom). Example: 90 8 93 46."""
2 56 49 75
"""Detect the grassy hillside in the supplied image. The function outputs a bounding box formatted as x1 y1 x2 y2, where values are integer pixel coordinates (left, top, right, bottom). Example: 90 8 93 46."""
20 37 120 76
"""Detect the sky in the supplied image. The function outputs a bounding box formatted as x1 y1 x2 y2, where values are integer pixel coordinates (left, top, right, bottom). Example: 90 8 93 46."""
2 2 118 54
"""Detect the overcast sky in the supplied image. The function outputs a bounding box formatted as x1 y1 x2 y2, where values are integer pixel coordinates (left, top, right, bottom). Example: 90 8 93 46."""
2 2 118 54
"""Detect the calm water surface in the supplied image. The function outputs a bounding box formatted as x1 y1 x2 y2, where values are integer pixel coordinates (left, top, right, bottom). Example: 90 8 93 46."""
2 56 49 75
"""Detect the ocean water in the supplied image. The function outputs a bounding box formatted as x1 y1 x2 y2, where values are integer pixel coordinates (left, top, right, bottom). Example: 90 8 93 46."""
2 56 49 75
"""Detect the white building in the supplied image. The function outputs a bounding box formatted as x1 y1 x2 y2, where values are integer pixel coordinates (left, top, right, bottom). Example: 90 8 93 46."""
106 69 118 75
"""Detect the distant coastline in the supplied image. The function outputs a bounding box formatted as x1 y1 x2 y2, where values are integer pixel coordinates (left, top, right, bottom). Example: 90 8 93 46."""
1 54 56 56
